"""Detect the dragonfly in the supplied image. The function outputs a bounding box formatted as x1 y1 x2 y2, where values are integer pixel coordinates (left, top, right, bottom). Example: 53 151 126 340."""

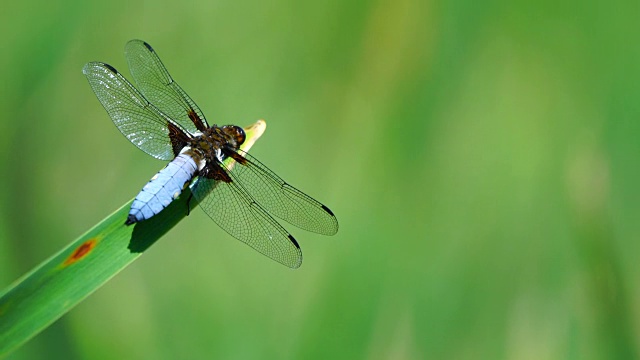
82 40 338 268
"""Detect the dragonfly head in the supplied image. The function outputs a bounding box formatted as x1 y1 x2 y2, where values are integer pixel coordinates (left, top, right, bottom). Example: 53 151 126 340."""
221 125 246 149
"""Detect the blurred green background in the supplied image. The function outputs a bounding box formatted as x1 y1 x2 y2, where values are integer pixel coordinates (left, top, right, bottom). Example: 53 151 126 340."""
1 0 639 359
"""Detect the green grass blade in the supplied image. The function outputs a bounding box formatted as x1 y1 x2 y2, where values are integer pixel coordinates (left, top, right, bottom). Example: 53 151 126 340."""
0 120 267 356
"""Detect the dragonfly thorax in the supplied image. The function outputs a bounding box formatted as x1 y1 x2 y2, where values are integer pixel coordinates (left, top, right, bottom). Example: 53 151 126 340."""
187 125 246 164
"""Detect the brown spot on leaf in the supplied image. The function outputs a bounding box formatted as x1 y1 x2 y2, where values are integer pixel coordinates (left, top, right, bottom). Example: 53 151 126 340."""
63 238 98 266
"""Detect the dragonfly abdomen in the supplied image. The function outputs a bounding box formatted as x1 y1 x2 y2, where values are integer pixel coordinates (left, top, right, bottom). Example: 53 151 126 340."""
125 153 199 225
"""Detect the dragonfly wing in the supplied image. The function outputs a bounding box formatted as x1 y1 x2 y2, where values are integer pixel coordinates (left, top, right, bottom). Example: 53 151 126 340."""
83 62 191 160
228 149 339 235
192 171 303 269
125 40 209 133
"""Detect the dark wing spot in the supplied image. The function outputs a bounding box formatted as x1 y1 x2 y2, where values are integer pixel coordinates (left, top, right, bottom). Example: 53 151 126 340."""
103 63 118 74
287 234 301 249
143 41 154 52
321 205 335 216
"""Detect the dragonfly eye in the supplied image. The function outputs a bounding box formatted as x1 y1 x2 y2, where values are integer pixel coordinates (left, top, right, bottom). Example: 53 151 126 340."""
222 125 246 146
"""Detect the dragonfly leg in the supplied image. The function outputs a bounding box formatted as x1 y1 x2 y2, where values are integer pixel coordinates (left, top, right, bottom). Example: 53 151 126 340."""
186 191 194 216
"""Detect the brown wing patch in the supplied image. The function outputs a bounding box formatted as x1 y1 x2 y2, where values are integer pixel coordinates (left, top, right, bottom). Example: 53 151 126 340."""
227 150 248 165
187 108 207 132
203 163 233 182
168 122 190 156
221 146 248 165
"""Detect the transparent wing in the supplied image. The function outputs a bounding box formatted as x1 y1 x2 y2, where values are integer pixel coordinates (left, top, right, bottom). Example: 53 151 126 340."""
83 61 184 160
192 173 303 269
125 39 209 133
230 149 339 235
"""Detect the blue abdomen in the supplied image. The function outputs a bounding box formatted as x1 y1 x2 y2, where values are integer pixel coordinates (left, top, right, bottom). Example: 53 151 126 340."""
126 153 198 224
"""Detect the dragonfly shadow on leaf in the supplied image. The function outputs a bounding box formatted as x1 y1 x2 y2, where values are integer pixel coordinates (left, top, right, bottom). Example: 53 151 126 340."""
127 189 199 253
